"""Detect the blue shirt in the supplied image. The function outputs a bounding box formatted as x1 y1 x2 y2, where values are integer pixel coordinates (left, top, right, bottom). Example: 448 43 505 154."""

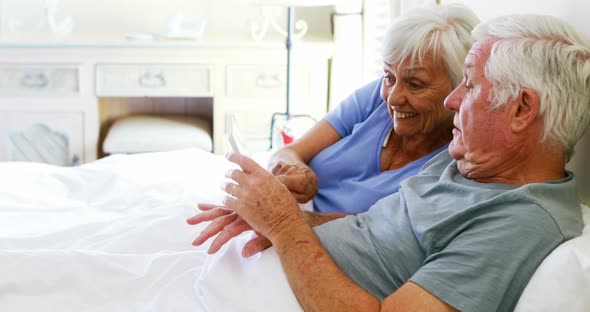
309 78 448 214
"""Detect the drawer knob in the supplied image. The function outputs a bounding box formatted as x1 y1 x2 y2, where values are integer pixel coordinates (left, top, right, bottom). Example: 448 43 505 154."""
71 154 80 166
138 71 167 88
255 72 282 89
21 72 49 88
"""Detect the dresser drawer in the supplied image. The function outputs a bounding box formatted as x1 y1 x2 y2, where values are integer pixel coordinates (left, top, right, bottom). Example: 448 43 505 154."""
96 64 213 97
0 111 84 166
225 65 311 99
0 65 79 96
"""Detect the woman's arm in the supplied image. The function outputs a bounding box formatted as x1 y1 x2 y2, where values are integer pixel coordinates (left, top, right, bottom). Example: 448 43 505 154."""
187 204 346 257
269 119 341 166
267 119 341 203
303 211 346 227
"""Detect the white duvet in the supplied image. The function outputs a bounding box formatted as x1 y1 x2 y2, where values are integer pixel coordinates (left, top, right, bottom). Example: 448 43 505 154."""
0 149 230 311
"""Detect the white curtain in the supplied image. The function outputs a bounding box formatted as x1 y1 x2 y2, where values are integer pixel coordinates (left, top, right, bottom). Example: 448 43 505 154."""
361 0 401 83
328 1 362 110
328 0 401 110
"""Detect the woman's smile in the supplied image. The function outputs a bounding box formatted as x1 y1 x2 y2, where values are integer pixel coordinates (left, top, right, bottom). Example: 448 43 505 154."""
392 110 417 119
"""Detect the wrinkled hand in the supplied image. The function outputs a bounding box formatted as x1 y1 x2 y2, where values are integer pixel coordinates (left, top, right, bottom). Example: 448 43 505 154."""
187 203 272 257
270 161 318 203
223 153 304 241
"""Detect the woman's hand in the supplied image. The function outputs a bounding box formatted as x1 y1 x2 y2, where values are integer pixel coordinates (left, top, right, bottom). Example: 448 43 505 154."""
187 203 273 257
270 161 318 203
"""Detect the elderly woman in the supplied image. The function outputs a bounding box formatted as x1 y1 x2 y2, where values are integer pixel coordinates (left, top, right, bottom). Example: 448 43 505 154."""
268 3 479 214
190 3 479 254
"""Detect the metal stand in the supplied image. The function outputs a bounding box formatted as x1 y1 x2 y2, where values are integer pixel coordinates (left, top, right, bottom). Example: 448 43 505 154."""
269 6 315 149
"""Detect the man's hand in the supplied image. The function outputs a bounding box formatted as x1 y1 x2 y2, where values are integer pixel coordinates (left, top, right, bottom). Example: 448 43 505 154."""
223 153 305 242
270 161 318 203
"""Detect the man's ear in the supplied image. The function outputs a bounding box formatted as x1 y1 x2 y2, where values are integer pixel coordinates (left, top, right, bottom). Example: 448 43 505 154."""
511 87 540 133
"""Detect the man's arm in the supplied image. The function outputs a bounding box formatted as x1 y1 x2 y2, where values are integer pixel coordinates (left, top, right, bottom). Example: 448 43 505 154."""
271 218 380 310
271 216 457 311
223 153 458 311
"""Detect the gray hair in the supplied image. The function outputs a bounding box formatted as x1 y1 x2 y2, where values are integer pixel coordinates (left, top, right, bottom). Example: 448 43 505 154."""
382 3 479 88
473 15 590 161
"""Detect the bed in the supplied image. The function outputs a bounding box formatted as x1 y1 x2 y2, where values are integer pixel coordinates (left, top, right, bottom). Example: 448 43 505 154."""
0 148 588 311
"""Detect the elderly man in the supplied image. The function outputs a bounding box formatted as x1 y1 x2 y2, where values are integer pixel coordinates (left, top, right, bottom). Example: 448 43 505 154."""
188 14 590 312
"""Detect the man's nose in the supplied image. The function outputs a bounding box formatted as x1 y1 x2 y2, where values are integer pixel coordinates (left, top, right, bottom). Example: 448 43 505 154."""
444 86 462 112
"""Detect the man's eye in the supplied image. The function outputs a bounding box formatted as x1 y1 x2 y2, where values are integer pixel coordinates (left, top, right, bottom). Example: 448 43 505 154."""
409 82 423 90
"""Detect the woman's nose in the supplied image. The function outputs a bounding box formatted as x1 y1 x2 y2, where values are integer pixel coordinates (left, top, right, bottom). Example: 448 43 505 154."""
386 84 407 106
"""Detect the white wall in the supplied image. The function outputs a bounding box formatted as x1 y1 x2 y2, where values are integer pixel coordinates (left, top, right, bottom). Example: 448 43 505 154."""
0 0 332 40
400 0 590 46
451 0 590 37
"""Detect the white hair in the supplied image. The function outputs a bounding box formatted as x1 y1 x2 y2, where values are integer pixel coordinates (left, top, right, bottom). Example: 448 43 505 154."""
473 15 590 161
382 3 480 88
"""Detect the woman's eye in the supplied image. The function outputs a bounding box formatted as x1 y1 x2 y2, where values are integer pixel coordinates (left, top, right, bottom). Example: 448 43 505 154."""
383 74 395 85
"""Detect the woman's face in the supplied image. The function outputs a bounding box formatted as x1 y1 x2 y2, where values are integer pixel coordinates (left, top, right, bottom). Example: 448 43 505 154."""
380 55 454 138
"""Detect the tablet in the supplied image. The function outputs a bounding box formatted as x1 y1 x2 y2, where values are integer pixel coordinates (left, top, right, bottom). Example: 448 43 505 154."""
227 114 251 158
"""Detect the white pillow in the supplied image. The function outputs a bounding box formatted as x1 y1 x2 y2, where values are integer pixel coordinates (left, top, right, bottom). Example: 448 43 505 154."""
103 115 212 154
514 203 590 312
195 205 590 312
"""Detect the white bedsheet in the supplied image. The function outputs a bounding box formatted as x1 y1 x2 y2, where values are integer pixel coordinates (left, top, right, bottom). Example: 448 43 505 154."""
0 149 231 311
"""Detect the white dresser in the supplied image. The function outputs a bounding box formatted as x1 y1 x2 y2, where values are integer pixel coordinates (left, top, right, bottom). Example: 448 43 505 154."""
0 36 333 164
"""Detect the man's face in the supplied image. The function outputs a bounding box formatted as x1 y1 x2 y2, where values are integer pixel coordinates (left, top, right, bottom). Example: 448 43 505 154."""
443 37 514 180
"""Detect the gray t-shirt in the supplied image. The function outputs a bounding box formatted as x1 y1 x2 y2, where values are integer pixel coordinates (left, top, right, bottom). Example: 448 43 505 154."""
314 150 583 312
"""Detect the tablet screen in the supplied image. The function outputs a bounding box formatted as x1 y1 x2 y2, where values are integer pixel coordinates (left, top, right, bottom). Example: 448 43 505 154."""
227 114 251 158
